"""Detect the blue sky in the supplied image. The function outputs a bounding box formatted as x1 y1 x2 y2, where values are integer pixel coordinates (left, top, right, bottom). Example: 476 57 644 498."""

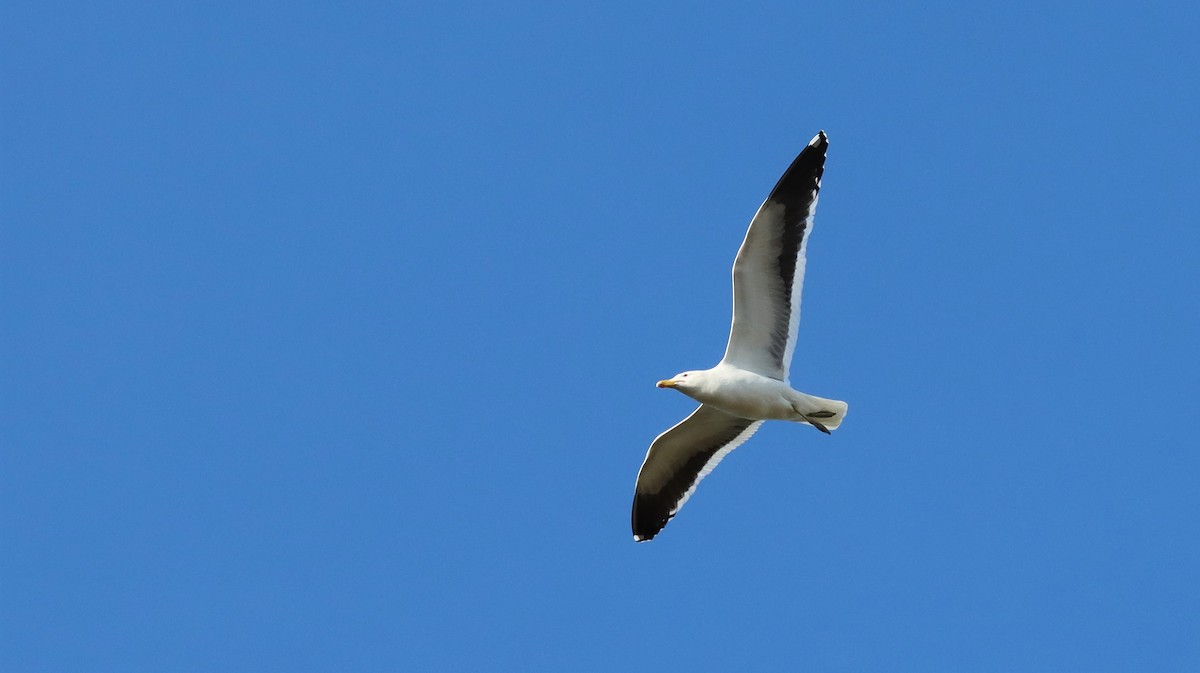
3 1 1199 670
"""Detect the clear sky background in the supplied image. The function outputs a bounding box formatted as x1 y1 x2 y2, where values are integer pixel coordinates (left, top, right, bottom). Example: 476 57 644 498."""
3 2 1199 671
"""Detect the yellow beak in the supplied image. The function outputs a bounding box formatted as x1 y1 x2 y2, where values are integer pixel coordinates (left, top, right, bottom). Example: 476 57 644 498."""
656 379 678 388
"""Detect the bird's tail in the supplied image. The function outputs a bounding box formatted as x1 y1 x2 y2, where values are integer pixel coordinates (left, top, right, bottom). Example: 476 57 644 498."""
792 393 849 434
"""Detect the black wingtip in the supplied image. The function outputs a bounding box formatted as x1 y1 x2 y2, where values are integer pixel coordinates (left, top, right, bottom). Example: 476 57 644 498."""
631 495 669 542
764 131 828 212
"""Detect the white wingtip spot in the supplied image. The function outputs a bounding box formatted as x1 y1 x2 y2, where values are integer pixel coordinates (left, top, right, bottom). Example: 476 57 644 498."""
809 130 827 146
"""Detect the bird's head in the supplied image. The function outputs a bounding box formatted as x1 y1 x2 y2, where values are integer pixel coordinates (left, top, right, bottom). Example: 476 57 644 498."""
657 371 700 392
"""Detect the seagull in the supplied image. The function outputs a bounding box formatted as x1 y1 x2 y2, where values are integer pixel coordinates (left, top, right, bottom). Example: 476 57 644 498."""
631 131 847 542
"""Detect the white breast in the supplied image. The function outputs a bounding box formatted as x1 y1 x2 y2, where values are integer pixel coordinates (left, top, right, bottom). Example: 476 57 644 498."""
691 366 798 420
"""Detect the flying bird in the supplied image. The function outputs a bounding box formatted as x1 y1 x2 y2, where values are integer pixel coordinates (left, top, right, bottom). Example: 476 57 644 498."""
631 131 847 542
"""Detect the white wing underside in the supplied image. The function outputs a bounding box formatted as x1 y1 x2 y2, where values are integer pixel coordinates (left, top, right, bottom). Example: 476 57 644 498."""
720 200 815 382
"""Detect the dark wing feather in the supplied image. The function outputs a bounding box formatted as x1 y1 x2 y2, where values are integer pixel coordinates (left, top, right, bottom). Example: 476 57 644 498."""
720 131 827 380
632 405 763 541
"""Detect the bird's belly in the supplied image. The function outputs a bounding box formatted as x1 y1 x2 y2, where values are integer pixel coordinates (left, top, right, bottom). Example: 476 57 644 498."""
696 383 797 421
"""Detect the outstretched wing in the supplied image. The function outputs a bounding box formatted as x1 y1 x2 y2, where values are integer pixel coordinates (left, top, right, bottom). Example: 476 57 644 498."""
720 131 827 381
632 405 763 541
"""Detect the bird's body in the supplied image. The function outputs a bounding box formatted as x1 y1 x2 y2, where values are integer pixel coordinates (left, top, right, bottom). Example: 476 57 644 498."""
632 130 847 542
659 364 845 425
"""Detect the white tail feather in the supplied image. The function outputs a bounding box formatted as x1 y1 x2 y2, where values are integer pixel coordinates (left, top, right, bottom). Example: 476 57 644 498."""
791 393 848 431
